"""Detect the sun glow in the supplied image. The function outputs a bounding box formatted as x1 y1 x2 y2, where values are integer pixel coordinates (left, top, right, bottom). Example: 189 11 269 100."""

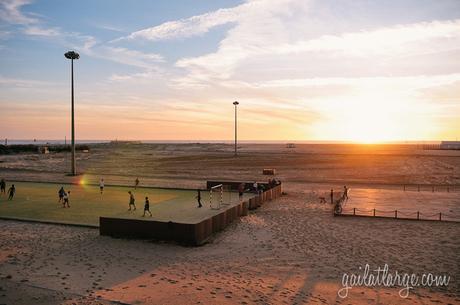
340 100 398 144
308 93 433 143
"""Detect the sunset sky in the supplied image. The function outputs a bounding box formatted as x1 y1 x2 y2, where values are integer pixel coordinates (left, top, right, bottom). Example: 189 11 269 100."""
1 0 459 142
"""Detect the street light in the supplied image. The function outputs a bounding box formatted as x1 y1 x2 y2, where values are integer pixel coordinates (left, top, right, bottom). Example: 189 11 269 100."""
233 101 239 156
64 51 79 176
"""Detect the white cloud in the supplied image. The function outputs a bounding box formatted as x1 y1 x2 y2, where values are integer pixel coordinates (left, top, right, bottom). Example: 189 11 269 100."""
81 45 164 69
92 23 126 33
174 16 460 87
0 30 11 39
114 0 301 42
109 71 159 82
0 75 55 87
0 0 37 24
23 25 60 36
3 11 160 70
249 74 460 89
115 5 243 42
0 0 66 38
114 1 460 88
170 0 308 85
272 19 460 57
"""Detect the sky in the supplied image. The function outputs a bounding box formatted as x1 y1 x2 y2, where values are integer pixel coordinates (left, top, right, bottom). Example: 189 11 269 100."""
0 0 459 142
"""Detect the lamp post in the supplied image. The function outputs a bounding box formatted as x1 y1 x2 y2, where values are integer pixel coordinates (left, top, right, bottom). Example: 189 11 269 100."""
233 101 239 156
64 51 79 176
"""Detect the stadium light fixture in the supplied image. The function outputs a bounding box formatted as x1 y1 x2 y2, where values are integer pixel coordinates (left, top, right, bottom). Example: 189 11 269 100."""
233 101 239 156
64 51 80 176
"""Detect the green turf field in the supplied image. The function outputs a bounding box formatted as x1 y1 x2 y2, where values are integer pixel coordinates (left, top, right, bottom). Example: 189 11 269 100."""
0 181 248 226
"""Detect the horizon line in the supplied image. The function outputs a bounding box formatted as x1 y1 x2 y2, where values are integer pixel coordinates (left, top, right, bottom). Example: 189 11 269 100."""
1 139 451 145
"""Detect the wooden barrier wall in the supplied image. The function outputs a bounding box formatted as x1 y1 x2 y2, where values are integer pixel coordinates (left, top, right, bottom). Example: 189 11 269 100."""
248 184 282 210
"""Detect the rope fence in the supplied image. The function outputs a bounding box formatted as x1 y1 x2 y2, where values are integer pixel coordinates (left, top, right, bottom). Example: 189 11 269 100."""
338 207 460 222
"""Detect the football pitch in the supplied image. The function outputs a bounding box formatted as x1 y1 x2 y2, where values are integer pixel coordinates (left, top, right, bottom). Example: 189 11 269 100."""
0 181 247 226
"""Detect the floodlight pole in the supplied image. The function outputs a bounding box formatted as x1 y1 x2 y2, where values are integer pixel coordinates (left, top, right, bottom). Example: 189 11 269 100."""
71 58 75 175
65 51 80 176
233 101 239 156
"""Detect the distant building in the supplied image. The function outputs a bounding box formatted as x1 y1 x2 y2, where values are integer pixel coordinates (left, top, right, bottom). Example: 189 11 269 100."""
440 141 460 150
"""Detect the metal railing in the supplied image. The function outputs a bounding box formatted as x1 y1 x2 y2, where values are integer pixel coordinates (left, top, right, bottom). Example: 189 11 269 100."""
402 184 458 193
336 207 460 222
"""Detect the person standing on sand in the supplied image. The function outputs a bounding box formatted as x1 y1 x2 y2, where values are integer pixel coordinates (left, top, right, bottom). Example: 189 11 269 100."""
99 178 105 194
253 181 258 193
0 179 6 195
343 186 348 200
7 184 15 200
330 189 334 204
128 191 136 211
58 186 65 203
143 197 152 217
135 178 140 190
196 189 202 208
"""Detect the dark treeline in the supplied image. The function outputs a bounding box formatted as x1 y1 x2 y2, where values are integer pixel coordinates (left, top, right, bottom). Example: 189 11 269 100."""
0 144 90 155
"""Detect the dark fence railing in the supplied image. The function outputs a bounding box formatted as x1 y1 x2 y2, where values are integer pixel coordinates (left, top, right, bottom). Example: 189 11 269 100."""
336 207 460 223
402 184 459 192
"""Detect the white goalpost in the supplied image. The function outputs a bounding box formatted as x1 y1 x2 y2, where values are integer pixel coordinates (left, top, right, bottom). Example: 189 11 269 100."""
210 184 224 209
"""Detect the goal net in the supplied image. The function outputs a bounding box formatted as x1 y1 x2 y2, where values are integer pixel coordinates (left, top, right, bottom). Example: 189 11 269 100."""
210 184 223 209
222 184 233 205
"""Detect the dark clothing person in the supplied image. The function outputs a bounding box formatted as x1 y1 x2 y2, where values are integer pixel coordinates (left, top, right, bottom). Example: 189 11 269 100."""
343 186 348 199
58 187 65 203
258 184 265 195
143 197 152 217
99 179 104 194
0 179 6 194
330 189 334 204
238 183 245 199
8 184 16 200
196 189 202 208
128 191 136 211
253 182 258 193
135 178 140 190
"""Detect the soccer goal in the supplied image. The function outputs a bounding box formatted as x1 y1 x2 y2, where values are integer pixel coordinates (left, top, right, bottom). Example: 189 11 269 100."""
210 184 224 209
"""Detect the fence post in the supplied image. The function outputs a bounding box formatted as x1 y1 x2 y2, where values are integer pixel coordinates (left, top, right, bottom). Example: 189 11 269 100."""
439 212 442 221
417 211 419 220
353 208 356 216
395 210 397 219
373 209 376 217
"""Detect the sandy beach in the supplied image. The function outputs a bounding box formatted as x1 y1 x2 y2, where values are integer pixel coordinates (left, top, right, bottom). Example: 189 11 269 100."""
0 143 459 304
